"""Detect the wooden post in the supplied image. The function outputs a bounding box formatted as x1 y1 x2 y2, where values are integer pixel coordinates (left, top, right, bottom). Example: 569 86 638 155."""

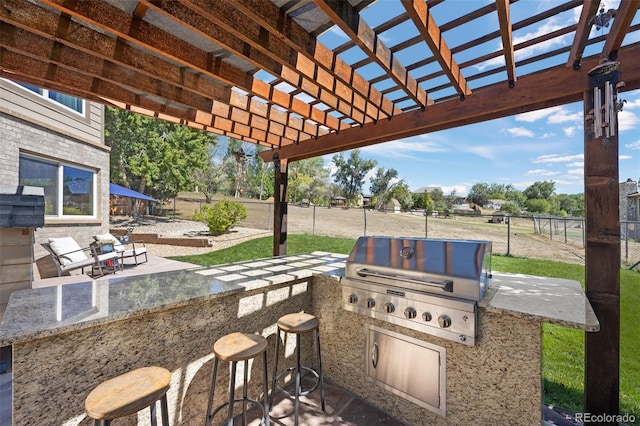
584 61 621 420
272 154 288 256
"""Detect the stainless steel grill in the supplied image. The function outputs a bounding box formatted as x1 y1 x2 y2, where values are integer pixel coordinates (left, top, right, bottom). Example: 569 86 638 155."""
342 236 492 346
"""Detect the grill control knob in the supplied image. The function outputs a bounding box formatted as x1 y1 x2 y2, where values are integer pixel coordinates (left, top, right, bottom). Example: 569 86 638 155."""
404 307 417 319
366 298 376 308
348 294 358 304
438 315 452 328
422 312 432 322
384 302 395 313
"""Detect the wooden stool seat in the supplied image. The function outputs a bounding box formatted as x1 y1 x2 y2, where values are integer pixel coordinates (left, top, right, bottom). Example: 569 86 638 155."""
206 332 270 426
271 313 325 426
85 366 171 422
213 332 268 362
276 313 319 334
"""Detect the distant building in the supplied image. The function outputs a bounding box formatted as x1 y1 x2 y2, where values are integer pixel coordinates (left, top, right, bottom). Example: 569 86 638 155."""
620 178 639 221
384 198 401 213
486 199 507 210
412 186 442 194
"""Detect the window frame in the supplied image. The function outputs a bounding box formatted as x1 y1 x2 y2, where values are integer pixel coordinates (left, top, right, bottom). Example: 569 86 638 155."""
19 154 97 219
12 81 86 116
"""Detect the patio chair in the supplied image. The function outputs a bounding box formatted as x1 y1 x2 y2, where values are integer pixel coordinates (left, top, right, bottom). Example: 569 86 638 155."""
92 232 148 267
42 237 118 277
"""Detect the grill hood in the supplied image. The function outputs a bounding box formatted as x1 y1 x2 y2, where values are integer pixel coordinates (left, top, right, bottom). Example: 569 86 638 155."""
345 236 492 301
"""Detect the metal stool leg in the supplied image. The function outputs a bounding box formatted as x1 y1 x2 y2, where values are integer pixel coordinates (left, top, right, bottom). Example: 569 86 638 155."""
205 357 220 426
270 328 281 409
161 393 170 426
227 361 237 426
150 401 158 426
262 351 270 426
294 333 301 426
242 360 249 426
316 328 326 412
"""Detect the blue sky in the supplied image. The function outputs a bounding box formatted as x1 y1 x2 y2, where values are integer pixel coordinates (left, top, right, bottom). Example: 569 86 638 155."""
313 0 640 196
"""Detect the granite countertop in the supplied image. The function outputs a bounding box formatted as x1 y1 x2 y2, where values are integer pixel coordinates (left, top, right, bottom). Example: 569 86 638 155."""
0 254 599 346
0 252 347 346
480 272 600 331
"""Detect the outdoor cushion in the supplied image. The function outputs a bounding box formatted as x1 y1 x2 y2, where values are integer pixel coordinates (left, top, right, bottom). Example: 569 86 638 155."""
48 237 88 265
93 233 125 253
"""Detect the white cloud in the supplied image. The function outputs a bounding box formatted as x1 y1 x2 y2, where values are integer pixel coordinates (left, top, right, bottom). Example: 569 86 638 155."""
533 153 583 164
619 155 632 160
623 98 640 109
567 161 584 167
625 140 640 150
526 169 559 176
618 110 639 132
548 109 582 124
567 168 584 176
475 17 574 71
506 127 535 137
360 137 447 158
540 132 555 138
516 106 562 123
563 126 577 137
440 185 468 197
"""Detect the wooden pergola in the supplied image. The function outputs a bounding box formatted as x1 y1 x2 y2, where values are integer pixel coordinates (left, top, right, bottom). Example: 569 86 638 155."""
2 0 638 420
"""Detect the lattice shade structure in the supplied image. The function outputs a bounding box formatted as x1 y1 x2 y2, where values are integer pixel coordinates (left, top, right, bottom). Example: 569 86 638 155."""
1 0 638 162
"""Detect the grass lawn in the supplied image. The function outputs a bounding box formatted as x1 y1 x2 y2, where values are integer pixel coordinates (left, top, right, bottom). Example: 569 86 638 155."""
171 234 640 423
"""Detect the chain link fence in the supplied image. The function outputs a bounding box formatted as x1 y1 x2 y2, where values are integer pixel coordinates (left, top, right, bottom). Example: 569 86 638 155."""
171 197 640 268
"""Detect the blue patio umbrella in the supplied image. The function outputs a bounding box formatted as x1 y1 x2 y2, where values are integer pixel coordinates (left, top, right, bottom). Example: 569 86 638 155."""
109 183 156 201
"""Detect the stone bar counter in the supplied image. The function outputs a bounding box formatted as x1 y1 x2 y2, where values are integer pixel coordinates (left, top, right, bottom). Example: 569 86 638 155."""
0 252 598 425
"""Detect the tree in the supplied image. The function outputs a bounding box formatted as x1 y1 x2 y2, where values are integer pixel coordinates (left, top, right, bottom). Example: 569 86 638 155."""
105 107 216 202
499 202 521 215
388 181 414 210
288 157 329 204
525 198 551 214
331 150 377 206
504 185 526 207
524 181 556 200
369 168 398 198
467 183 489 207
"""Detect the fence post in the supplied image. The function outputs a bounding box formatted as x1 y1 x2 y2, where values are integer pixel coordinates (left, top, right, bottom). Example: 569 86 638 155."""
624 221 629 263
312 205 316 236
363 207 367 236
582 218 585 248
564 217 568 244
425 211 428 238
507 217 511 256
549 217 553 240
267 203 271 231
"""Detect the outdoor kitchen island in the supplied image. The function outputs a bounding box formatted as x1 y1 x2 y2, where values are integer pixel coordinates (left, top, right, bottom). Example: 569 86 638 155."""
0 250 598 425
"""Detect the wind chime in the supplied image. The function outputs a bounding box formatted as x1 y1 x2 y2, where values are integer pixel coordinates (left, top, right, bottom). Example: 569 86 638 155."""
585 4 626 142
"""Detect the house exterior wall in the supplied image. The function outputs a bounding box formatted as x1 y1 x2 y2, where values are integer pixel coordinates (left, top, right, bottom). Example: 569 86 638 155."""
619 179 639 222
0 80 109 279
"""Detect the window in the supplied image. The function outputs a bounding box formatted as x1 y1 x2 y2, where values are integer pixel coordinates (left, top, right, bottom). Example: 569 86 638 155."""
15 82 85 114
19 155 95 217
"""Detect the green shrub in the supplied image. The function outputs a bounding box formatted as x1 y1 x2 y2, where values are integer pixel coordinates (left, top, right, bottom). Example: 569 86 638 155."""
193 199 247 236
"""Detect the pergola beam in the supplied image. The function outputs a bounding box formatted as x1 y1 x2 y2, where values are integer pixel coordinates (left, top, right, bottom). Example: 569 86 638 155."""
260 41 640 162
38 0 343 138
312 0 431 108
602 0 640 61
227 0 401 118
566 0 600 70
496 0 516 87
402 0 472 97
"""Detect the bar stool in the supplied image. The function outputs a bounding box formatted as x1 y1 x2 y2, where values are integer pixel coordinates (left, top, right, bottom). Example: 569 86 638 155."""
84 366 171 426
270 313 325 426
205 332 270 426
